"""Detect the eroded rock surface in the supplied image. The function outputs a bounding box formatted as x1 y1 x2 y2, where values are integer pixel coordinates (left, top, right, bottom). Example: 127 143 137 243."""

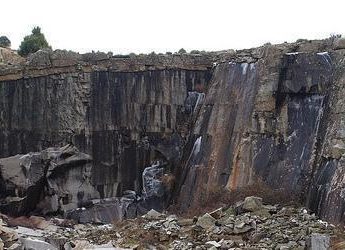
2 39 345 225
175 41 345 225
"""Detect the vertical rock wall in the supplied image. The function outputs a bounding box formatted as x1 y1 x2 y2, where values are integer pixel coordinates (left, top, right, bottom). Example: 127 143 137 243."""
177 62 259 209
176 47 345 224
3 44 345 224
252 53 332 194
0 68 211 200
307 50 345 223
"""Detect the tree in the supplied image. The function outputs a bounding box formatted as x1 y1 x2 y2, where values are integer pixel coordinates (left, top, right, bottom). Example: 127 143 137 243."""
178 48 186 54
190 50 201 54
18 26 51 56
0 36 11 48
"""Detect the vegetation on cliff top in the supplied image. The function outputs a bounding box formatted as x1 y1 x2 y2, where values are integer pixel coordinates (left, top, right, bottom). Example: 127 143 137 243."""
18 27 51 56
0 36 11 48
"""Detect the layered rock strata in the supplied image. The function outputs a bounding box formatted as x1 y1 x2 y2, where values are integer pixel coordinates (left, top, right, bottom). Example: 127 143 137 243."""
2 39 345 224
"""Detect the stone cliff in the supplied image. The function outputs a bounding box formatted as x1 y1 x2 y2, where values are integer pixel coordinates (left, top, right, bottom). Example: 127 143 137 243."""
1 39 345 224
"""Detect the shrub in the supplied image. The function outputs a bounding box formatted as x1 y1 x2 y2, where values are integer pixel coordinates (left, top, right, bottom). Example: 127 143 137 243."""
0 36 11 48
330 33 342 39
190 50 201 54
18 26 51 56
328 33 342 44
178 48 186 54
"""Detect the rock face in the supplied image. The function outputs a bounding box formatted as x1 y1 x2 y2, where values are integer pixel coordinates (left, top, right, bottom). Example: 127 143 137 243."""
175 42 345 225
3 40 345 225
0 60 211 201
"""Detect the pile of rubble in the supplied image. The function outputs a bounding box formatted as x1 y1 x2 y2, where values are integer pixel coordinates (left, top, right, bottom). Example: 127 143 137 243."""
0 196 344 249
110 197 343 249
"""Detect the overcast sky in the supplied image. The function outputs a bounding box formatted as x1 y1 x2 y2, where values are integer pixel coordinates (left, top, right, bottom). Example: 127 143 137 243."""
2 0 344 54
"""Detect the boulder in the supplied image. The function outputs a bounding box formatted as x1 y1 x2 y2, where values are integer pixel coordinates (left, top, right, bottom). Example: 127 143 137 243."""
67 197 134 224
0 145 99 216
196 213 216 229
233 221 254 234
177 218 194 226
306 233 330 250
19 237 58 250
220 239 235 249
46 236 69 250
205 240 221 248
143 209 163 220
0 153 46 214
45 145 98 213
242 196 263 212
223 207 236 217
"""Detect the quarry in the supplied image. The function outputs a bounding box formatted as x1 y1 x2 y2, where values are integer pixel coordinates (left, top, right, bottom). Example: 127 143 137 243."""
1 37 345 249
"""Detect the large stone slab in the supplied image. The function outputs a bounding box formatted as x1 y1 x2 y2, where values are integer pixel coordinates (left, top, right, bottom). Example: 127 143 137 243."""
0 145 99 215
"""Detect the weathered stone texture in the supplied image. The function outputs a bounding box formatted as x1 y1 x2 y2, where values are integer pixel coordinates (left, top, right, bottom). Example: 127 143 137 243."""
0 56 212 206
3 41 345 224
175 44 345 225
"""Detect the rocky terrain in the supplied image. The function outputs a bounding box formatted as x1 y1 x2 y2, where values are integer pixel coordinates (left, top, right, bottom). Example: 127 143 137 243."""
3 37 345 249
0 196 343 249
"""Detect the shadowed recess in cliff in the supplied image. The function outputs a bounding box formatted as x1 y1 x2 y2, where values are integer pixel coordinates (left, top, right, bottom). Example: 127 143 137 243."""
177 62 258 209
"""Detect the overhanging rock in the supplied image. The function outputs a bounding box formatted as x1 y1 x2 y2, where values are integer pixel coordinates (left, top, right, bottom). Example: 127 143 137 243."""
0 145 99 215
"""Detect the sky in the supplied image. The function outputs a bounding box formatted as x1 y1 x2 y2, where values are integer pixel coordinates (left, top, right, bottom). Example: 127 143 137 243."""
1 0 345 54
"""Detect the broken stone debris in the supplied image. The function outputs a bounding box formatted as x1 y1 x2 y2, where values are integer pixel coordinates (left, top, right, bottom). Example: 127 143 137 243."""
0 197 341 249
